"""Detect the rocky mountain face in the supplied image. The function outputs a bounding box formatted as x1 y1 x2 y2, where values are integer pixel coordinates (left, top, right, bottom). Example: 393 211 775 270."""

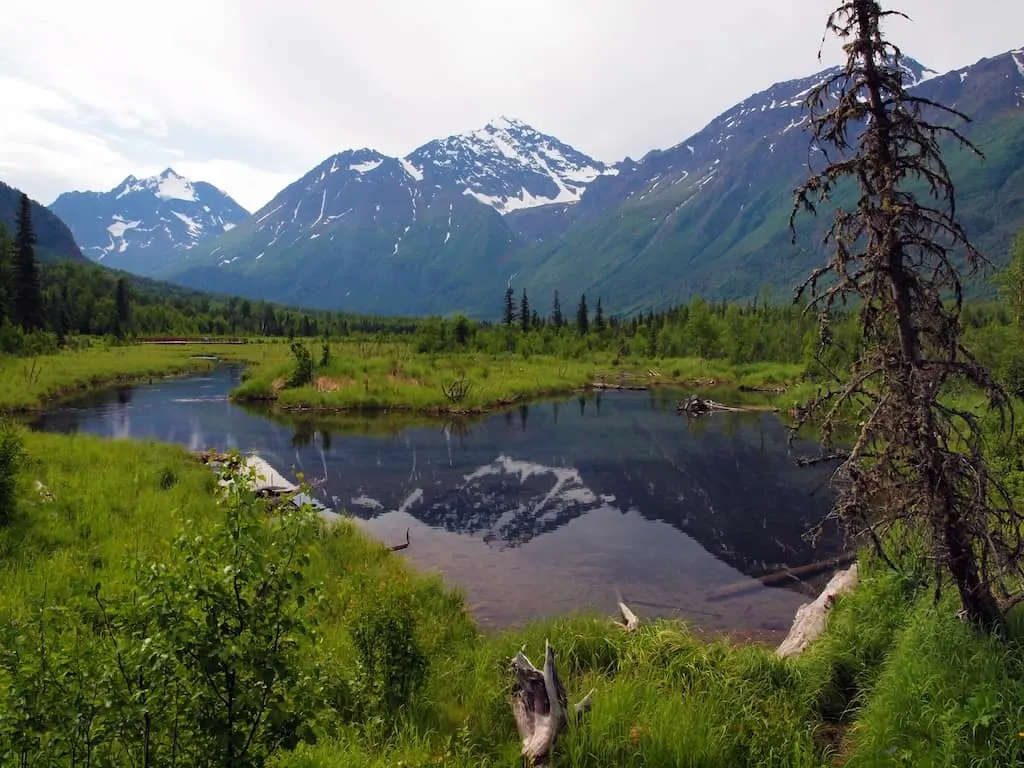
49 169 249 273
0 180 87 263
155 119 612 314
62 47 1024 318
499 49 1024 315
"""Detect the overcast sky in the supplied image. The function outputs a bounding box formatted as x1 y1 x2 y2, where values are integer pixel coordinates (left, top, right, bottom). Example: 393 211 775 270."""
1 1 1021 212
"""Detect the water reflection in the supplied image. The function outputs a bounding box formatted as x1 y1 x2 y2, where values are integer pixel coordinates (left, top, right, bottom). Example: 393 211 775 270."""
31 367 841 632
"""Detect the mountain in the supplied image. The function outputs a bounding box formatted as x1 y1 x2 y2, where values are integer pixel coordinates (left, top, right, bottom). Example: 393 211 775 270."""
155 119 611 314
150 48 1024 317
49 168 249 273
0 180 88 263
496 49 1024 315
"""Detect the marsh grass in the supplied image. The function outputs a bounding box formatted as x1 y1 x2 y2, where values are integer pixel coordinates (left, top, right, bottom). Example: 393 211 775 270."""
234 341 807 414
0 340 272 411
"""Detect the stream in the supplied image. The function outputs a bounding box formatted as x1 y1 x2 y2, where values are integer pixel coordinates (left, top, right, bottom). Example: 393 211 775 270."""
31 366 841 635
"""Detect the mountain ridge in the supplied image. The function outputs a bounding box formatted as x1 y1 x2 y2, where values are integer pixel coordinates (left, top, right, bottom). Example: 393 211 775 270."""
41 46 1024 318
0 181 88 263
49 168 249 274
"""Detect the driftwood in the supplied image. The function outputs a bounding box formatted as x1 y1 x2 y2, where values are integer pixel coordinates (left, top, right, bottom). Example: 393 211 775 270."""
776 563 859 659
510 641 594 766
589 382 648 391
706 553 857 602
389 527 411 551
676 394 749 416
738 384 788 394
793 450 851 467
617 601 640 632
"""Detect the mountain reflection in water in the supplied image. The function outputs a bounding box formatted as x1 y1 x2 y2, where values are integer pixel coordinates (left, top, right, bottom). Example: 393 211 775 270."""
32 368 841 633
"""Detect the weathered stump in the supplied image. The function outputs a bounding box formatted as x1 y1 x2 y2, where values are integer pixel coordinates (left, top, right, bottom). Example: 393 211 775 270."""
510 641 594 766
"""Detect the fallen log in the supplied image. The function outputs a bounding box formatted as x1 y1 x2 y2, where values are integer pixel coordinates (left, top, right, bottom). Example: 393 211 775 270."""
617 600 640 632
589 382 649 391
794 450 851 467
738 384 788 394
776 563 859 659
510 640 594 766
389 527 411 551
706 553 857 602
676 394 750 416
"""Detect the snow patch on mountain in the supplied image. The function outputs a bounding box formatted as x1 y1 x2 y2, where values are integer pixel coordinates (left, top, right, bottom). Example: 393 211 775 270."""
1012 49 1024 78
155 171 197 201
400 158 424 181
350 158 384 174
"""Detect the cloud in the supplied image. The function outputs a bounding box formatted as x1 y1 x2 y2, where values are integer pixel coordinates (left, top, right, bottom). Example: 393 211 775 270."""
2 1 1022 211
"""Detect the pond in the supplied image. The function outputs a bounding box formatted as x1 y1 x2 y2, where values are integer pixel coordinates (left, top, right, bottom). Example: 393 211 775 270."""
31 366 842 636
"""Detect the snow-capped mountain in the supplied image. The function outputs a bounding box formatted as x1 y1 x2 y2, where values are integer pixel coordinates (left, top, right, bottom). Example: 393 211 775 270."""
408 116 613 214
124 47 1024 317
49 168 249 272
501 50 1024 314
150 118 609 312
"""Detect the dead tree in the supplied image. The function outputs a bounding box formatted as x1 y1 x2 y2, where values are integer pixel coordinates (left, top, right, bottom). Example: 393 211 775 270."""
789 0 1024 629
509 641 594 766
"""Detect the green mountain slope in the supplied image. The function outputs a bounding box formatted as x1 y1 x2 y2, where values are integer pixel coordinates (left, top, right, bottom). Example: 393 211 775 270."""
0 181 88 264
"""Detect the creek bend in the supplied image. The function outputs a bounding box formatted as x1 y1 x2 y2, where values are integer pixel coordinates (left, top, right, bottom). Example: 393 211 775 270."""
31 366 841 635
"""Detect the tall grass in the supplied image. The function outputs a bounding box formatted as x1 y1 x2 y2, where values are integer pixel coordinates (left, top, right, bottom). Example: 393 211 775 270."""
0 340 271 411
5 431 1024 765
234 340 807 413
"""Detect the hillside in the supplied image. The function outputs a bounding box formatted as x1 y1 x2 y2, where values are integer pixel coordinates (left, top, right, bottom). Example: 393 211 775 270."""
0 181 88 264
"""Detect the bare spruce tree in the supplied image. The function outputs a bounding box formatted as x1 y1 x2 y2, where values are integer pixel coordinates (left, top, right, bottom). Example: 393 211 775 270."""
790 0 1023 630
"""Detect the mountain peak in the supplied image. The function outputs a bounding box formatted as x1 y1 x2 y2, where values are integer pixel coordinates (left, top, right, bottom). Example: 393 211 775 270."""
407 118 605 214
50 168 249 271
485 115 527 130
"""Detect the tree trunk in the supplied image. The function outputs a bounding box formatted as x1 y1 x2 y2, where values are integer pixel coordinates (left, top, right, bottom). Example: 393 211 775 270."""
943 509 1003 630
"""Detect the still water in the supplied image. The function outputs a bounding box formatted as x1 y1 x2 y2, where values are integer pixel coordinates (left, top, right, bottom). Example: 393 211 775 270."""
32 367 841 635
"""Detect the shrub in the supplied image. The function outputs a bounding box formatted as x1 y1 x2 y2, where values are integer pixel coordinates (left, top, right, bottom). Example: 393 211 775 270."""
348 587 428 716
287 341 314 387
0 419 22 525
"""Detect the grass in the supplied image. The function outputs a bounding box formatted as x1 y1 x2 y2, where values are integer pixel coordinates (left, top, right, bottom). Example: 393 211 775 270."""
0 337 808 417
0 339 272 411
233 339 808 414
4 429 1024 766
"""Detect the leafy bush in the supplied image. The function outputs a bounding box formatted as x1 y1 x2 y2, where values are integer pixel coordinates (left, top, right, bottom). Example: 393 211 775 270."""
287 341 314 387
348 587 428 716
0 455 332 766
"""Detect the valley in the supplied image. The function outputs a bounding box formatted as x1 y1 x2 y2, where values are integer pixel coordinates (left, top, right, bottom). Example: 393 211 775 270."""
3 4 1024 766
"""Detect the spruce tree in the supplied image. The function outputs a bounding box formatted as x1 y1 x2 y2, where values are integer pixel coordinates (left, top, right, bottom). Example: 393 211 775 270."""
520 289 530 332
792 0 1021 629
576 294 589 335
0 223 11 324
997 231 1024 326
551 290 564 328
503 285 516 327
115 276 132 338
12 194 43 331
595 297 606 332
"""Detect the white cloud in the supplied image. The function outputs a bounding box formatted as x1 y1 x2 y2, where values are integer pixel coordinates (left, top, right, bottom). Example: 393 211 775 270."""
1 0 1022 211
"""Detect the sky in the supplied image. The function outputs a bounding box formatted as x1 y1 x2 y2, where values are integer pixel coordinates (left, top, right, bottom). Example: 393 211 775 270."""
1 1 1021 212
